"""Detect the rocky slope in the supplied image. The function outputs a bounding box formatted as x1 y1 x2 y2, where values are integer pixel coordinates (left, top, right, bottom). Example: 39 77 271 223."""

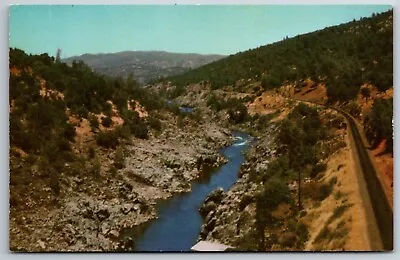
196 90 365 251
198 124 279 249
9 110 232 252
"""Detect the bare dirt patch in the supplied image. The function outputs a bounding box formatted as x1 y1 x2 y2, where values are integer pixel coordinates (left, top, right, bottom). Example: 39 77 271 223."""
303 131 370 251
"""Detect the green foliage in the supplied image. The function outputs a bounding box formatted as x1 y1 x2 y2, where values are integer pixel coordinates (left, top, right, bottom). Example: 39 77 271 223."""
327 204 351 224
113 147 125 169
189 108 203 123
360 87 371 99
167 85 186 99
310 163 327 179
286 220 310 249
88 114 99 131
314 226 332 244
147 116 162 131
132 122 149 139
316 184 333 201
227 102 248 124
87 146 96 159
49 170 61 196
278 103 324 173
165 10 392 103
101 116 113 128
255 176 291 250
120 109 149 139
251 155 290 183
206 95 249 123
177 115 185 129
109 165 118 177
258 177 291 210
96 130 120 149
206 94 222 111
364 98 393 152
345 101 361 118
91 157 101 177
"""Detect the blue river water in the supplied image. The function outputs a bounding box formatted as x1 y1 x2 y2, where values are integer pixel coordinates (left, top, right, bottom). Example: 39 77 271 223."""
125 131 253 252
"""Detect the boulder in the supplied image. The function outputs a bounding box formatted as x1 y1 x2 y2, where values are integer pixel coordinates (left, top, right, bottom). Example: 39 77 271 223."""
82 208 94 219
109 230 120 239
204 210 215 224
37 240 46 250
96 208 110 221
121 204 133 215
119 237 135 251
205 217 217 232
199 201 217 218
204 188 225 205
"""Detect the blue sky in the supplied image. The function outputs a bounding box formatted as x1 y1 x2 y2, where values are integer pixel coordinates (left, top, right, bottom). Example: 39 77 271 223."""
9 5 392 58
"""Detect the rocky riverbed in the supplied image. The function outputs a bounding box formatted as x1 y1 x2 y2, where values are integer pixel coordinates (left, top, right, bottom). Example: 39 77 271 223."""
197 124 279 249
9 113 233 252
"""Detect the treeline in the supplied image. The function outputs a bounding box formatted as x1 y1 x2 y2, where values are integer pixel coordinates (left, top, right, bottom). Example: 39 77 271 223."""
165 10 392 102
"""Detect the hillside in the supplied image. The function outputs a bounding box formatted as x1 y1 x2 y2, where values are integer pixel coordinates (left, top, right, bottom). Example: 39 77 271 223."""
164 9 393 182
166 10 392 103
63 51 225 84
9 48 236 251
9 8 393 253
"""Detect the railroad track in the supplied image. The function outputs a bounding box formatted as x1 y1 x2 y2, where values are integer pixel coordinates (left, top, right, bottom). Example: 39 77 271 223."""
331 106 393 251
289 97 393 250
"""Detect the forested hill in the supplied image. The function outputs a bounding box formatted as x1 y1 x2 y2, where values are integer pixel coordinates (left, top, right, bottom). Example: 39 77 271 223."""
165 10 393 102
63 51 225 84
9 48 166 190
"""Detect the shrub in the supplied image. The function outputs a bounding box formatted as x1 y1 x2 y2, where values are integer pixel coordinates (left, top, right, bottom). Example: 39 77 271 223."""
316 183 333 201
310 163 327 179
346 101 361 118
334 191 345 200
75 106 89 118
116 125 131 140
109 165 118 177
327 204 351 224
114 147 125 169
239 194 254 211
189 108 203 123
63 122 76 141
49 170 60 196
101 116 113 128
228 103 248 124
88 146 96 159
177 116 185 129
96 130 119 148
314 226 332 244
147 116 162 131
131 122 149 139
88 114 99 131
303 180 334 202
91 157 101 177
57 137 71 152
360 87 371 100
364 98 393 152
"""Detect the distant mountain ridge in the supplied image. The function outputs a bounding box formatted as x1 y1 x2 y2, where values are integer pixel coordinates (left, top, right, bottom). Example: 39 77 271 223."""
63 51 225 84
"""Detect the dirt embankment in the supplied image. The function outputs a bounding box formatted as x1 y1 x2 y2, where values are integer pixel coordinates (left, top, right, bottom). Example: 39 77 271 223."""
286 80 393 212
304 127 371 251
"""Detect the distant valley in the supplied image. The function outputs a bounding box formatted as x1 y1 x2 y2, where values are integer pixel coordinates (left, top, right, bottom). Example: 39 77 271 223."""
63 51 225 84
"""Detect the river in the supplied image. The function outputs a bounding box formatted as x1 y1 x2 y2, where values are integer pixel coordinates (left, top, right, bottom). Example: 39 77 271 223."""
121 131 254 252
